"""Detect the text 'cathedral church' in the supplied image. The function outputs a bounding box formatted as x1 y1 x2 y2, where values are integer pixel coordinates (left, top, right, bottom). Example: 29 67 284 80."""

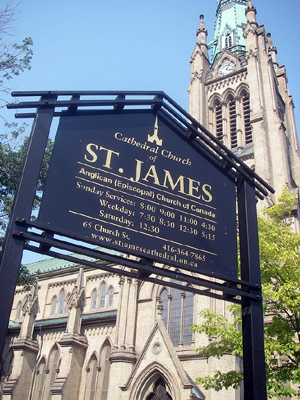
1 1 299 400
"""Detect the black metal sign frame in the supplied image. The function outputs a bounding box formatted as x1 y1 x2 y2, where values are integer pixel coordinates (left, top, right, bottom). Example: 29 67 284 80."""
0 91 272 400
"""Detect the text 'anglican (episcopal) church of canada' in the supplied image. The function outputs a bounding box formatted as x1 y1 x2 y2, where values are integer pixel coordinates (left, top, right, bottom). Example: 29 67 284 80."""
1 1 299 399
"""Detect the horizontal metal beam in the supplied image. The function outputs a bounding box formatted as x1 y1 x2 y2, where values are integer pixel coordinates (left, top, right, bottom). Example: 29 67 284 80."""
25 243 236 302
14 228 261 301
15 218 260 290
7 98 164 109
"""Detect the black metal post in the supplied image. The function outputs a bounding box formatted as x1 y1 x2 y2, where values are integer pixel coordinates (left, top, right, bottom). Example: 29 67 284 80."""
0 105 54 361
237 176 267 400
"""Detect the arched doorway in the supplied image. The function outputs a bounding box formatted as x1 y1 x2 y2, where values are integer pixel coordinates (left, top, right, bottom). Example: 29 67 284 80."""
145 377 172 400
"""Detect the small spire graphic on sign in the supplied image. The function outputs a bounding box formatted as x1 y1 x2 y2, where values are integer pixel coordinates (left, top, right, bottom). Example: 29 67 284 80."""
147 115 162 146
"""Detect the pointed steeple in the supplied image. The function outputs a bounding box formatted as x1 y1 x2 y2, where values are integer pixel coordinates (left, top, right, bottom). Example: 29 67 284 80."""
245 0 257 24
212 0 248 63
196 14 208 58
267 32 278 65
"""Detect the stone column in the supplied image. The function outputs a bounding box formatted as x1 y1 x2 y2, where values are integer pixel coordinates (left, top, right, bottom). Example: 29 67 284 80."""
49 268 87 400
2 278 39 400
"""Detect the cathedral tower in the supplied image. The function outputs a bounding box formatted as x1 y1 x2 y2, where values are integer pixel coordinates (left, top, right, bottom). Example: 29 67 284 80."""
188 0 300 208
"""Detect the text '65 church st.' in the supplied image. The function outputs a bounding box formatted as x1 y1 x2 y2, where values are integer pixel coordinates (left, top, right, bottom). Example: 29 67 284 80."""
1 1 299 400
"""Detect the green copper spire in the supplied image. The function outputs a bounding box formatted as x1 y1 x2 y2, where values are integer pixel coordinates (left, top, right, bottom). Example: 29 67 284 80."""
211 0 248 63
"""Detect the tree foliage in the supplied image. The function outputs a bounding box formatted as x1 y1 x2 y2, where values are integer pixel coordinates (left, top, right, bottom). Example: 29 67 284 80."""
192 188 300 399
0 0 33 105
0 1 46 289
0 126 53 287
0 126 53 232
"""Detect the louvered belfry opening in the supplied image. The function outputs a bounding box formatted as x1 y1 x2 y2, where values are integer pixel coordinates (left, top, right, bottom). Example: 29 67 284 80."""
242 91 252 145
228 96 237 149
215 99 223 143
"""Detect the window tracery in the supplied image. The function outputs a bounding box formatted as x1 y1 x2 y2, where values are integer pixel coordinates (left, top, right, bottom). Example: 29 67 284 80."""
228 95 237 148
50 296 57 315
210 88 252 150
242 91 252 145
16 301 22 321
65 293 70 313
100 284 106 309
96 340 111 400
58 290 65 314
32 358 46 400
108 288 114 307
91 289 98 310
160 278 194 346
214 99 223 143
43 345 59 400
83 353 98 400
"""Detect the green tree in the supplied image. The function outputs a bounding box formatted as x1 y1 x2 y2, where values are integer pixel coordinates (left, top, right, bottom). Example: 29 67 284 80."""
192 188 300 399
0 1 42 289
0 0 33 106
0 126 53 232
0 126 53 287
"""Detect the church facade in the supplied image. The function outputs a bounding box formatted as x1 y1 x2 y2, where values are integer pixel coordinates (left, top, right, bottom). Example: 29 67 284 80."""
1 1 299 400
189 0 300 212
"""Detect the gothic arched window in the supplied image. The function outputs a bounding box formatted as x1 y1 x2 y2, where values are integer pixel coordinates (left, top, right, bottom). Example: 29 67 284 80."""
211 88 252 150
43 345 59 400
214 99 223 143
58 291 65 314
51 296 57 315
160 279 194 346
91 289 98 310
225 35 232 48
228 95 237 148
108 288 114 307
97 341 111 400
83 353 98 400
241 91 252 145
16 301 22 321
65 293 70 313
100 284 106 309
32 358 46 400
183 288 193 345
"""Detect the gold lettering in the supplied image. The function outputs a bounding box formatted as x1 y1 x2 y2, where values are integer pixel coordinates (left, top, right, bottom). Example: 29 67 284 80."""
202 184 213 203
142 165 161 185
187 178 201 199
84 143 98 163
130 159 144 182
84 144 119 169
99 146 119 169
162 170 185 194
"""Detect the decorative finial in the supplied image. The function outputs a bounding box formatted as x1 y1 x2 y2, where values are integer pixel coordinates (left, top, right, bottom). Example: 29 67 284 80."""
267 33 273 46
200 14 205 29
196 14 208 46
267 33 278 63
245 0 257 23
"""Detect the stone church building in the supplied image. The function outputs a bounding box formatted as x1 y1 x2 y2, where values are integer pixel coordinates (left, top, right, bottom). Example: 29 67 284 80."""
1 1 299 399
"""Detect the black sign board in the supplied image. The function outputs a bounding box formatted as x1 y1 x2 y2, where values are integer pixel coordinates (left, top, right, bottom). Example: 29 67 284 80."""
38 110 238 278
1 92 271 398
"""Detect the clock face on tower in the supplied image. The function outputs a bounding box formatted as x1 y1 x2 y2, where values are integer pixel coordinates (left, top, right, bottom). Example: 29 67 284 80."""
218 61 236 76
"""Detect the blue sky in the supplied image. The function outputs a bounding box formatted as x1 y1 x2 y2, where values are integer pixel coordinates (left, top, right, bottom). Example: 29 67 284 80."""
2 0 299 264
2 0 300 128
